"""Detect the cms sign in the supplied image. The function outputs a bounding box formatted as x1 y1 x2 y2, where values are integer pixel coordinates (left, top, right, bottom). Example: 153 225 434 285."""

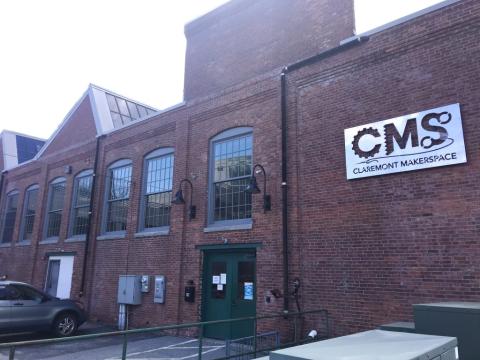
344 103 467 180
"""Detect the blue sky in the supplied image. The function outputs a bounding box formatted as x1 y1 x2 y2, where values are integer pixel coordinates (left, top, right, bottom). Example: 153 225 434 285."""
0 0 444 139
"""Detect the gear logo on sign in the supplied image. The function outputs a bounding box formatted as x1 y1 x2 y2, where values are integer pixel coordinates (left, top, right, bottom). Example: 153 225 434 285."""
351 127 381 159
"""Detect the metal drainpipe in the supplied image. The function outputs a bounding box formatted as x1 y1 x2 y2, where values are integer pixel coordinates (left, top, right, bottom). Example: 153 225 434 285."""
0 171 6 210
279 36 369 314
79 134 105 297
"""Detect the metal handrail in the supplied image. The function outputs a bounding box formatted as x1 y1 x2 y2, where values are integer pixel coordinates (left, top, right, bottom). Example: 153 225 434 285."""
0 308 329 360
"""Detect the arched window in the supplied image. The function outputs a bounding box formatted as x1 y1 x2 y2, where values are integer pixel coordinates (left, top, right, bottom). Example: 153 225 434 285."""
209 127 253 225
69 169 93 238
44 177 66 240
0 190 19 244
139 148 174 232
19 184 39 243
103 159 132 234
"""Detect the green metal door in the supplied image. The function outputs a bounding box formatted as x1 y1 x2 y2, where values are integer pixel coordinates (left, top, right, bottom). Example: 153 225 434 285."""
202 250 256 339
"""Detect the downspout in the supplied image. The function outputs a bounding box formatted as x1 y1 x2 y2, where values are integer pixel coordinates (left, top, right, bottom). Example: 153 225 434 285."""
0 171 6 210
280 36 369 314
79 134 105 297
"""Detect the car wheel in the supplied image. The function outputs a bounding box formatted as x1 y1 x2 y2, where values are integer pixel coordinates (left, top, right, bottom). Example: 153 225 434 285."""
53 313 78 337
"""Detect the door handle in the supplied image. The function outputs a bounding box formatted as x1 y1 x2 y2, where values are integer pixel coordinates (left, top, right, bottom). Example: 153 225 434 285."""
13 303 24 306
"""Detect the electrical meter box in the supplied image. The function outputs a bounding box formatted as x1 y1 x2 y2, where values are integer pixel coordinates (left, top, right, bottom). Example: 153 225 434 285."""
118 275 142 305
154 275 166 304
141 275 150 293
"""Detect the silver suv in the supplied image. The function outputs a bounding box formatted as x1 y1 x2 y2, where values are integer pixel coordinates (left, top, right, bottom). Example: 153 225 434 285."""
0 281 87 337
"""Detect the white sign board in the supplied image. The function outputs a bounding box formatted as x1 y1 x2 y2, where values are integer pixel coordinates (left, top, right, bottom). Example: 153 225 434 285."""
344 103 466 179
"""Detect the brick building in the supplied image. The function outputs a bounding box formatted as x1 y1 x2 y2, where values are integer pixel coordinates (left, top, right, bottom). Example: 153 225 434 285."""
0 0 478 338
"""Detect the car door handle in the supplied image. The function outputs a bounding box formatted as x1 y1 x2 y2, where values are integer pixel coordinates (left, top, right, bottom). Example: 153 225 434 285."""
13 303 24 306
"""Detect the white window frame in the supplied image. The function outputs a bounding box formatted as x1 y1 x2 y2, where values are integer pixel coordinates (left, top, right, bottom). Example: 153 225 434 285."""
208 127 253 228
138 148 174 234
68 169 93 239
0 190 20 244
43 177 66 241
18 184 39 244
101 159 132 235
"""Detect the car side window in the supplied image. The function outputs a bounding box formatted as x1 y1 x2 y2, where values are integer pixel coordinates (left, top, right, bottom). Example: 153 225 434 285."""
4 286 21 300
11 285 43 301
0 286 7 300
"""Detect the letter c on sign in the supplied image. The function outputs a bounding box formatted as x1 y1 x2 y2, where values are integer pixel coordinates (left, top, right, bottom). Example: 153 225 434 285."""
352 127 382 159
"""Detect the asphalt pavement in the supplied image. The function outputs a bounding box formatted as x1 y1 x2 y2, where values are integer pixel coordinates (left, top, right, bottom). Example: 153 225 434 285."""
0 323 229 360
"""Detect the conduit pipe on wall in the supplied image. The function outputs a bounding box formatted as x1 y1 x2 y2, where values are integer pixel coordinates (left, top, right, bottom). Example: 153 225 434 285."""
79 134 106 297
279 36 369 314
0 171 6 211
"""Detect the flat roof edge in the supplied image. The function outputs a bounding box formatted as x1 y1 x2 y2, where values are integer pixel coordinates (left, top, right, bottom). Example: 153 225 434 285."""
341 0 462 45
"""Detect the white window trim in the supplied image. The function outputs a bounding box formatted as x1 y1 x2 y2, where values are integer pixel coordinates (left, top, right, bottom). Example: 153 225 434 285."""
207 127 253 228
43 177 66 242
101 159 132 235
68 169 93 239
18 184 39 244
138 148 174 234
0 190 20 244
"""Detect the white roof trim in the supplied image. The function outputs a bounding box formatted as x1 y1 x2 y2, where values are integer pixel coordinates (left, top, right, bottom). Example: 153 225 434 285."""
3 83 166 170
341 0 462 45
104 101 185 136
89 83 159 112
0 130 46 142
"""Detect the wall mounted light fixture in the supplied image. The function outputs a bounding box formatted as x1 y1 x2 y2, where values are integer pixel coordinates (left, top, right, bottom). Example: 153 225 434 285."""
245 164 271 212
172 178 196 220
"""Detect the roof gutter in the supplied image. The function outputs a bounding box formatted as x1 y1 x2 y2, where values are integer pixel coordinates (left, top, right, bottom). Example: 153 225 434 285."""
280 36 369 314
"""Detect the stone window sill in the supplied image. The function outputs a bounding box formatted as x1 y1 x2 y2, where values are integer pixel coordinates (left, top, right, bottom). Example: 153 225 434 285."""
96 233 126 241
15 241 31 247
134 228 170 238
39 238 59 245
65 235 86 243
203 222 253 233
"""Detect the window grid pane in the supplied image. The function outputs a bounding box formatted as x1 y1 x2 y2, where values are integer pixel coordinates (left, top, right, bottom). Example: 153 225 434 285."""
46 181 65 238
72 175 93 236
109 166 132 201
106 165 132 232
105 93 156 128
72 207 90 236
144 154 174 229
49 183 66 211
213 133 252 222
214 178 252 221
22 189 38 241
106 199 129 232
46 210 62 238
1 193 19 243
214 134 252 182
144 192 172 228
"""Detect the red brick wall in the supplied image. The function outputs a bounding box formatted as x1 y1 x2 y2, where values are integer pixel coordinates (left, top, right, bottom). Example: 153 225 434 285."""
287 0 480 335
183 0 354 100
41 94 97 157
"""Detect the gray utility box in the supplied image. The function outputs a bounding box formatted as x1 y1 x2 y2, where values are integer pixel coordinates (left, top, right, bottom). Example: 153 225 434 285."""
118 275 142 305
269 330 456 360
414 302 480 360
